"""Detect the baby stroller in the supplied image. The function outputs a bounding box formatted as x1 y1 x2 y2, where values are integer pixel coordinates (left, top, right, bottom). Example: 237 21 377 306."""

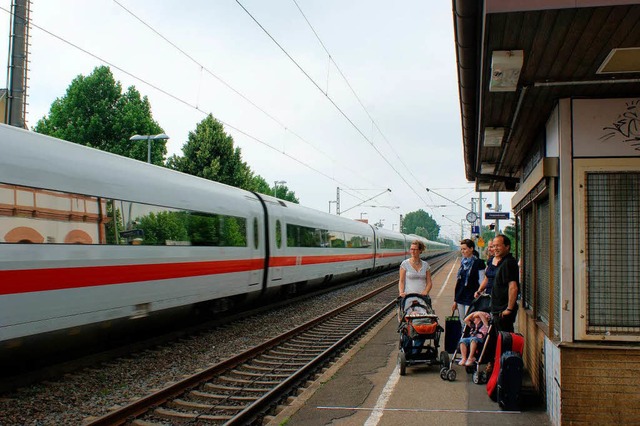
440 293 493 383
397 293 449 376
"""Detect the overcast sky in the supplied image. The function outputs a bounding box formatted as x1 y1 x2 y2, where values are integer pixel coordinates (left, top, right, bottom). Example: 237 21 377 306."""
0 0 503 242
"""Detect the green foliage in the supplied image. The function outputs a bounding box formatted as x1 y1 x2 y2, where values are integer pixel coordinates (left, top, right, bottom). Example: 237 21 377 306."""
168 114 299 203
167 114 252 188
249 175 273 195
137 211 189 245
33 66 166 164
401 209 440 240
104 201 123 244
269 182 299 203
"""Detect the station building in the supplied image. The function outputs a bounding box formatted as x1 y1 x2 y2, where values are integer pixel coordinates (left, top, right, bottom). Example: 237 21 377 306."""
452 1 640 424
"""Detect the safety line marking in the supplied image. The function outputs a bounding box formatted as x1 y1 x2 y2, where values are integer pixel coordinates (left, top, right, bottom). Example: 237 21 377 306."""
436 257 459 300
363 365 401 426
319 406 521 414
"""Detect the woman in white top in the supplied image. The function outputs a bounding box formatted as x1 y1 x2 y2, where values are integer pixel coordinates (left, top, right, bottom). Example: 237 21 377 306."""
399 240 433 297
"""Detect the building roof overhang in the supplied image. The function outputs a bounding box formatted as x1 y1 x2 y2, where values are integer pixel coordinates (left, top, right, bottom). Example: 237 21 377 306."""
452 0 640 191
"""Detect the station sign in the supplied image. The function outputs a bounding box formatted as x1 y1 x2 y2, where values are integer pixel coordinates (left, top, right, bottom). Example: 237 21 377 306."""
471 225 480 235
485 212 510 220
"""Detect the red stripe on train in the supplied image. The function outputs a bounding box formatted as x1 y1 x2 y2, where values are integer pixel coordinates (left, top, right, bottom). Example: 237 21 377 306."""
0 259 264 295
0 253 398 295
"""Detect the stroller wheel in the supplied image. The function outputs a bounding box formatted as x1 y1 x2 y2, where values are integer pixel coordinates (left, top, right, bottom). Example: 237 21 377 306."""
439 367 448 381
472 371 480 384
398 352 407 376
479 371 488 384
439 351 450 369
446 369 457 381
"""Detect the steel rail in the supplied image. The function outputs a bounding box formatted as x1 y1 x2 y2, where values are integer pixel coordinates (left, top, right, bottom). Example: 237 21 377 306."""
88 252 455 425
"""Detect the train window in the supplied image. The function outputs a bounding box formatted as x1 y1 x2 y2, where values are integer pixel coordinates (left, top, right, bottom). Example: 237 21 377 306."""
0 183 247 247
381 238 404 249
286 224 325 247
253 218 259 249
275 220 282 248
328 231 345 248
108 201 247 247
344 233 371 248
0 183 104 244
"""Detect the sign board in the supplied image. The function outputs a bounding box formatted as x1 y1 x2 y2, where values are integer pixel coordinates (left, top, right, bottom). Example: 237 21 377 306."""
120 229 144 239
485 212 510 220
477 237 485 248
471 225 480 235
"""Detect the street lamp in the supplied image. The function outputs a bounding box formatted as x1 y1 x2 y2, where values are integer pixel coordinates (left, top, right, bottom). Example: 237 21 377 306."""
130 133 170 163
274 180 287 199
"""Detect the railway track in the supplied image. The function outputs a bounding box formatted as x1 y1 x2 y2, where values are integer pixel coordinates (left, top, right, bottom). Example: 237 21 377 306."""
88 254 453 426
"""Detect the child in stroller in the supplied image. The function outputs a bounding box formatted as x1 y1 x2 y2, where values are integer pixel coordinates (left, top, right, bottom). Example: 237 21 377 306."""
397 293 449 376
440 293 493 382
458 310 491 366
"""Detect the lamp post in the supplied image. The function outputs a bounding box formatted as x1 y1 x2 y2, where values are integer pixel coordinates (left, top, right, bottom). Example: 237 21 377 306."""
130 133 170 163
274 180 287 199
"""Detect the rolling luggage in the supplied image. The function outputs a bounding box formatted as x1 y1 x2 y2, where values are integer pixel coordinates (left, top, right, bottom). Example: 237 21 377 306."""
487 331 524 410
497 350 524 410
444 313 462 353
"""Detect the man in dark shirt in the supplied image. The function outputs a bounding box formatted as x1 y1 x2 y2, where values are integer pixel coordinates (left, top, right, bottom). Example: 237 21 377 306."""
490 234 519 332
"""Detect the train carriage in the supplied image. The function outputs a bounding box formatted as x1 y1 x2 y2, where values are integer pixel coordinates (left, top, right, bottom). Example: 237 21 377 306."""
0 123 450 366
0 124 267 343
374 227 409 271
262 196 376 291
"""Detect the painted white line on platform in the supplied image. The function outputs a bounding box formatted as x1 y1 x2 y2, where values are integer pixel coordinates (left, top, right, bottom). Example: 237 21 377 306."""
360 258 460 426
436 258 459 300
319 406 521 414
362 365 401 426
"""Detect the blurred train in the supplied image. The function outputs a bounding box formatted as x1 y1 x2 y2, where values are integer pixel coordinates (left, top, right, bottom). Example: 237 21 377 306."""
0 124 449 367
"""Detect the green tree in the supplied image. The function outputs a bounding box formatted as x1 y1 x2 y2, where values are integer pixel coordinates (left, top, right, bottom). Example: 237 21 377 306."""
33 66 166 164
167 114 252 188
401 209 440 240
137 211 188 245
269 182 299 203
168 114 299 203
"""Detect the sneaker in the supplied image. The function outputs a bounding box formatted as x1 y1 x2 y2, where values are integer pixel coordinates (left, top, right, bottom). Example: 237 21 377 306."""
458 358 467 366
465 357 476 366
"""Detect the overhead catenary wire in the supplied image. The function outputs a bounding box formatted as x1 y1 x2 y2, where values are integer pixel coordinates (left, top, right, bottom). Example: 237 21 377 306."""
291 0 434 212
235 0 431 210
110 0 381 198
0 5 377 204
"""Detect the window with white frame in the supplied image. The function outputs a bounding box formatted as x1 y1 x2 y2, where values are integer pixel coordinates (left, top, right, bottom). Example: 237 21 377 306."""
575 159 640 341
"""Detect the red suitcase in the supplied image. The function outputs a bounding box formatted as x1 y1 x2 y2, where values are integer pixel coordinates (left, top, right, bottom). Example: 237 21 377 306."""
486 331 524 408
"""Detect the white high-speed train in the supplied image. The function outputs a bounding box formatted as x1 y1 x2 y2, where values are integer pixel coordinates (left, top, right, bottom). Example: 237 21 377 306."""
0 124 449 357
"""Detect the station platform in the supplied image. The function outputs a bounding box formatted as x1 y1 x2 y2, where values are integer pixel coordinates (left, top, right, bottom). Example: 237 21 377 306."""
268 259 551 426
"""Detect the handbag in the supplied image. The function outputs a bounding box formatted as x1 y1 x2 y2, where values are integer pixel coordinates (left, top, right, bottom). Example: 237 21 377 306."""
444 312 463 353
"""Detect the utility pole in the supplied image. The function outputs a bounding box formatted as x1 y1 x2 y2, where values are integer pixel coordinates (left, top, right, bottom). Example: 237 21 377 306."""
5 0 30 128
336 187 340 215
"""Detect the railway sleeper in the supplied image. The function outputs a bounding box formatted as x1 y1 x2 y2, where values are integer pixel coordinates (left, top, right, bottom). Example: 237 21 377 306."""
190 390 259 402
218 375 281 386
252 358 307 368
153 407 231 422
229 369 291 379
283 338 332 348
267 348 323 357
243 363 300 372
204 382 267 393
168 398 245 412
